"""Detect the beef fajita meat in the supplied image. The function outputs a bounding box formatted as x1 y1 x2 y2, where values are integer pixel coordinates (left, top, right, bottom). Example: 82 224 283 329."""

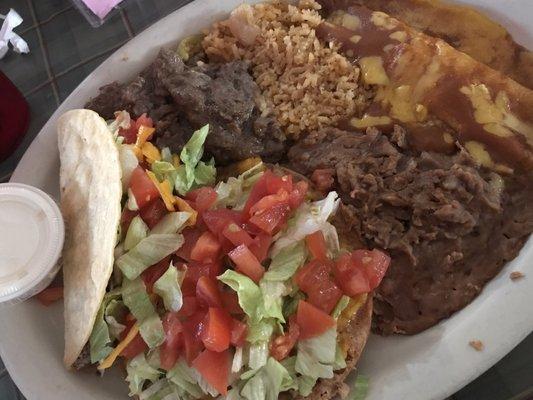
86 49 286 165
289 126 533 334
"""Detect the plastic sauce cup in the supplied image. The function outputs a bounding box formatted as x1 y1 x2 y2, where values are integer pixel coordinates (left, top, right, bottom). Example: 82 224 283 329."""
0 183 64 305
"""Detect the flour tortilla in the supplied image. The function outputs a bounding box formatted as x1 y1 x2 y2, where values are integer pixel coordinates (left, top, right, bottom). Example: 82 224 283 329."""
58 109 122 368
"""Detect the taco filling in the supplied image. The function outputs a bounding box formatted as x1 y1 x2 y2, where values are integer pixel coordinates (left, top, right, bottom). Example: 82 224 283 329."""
64 111 389 400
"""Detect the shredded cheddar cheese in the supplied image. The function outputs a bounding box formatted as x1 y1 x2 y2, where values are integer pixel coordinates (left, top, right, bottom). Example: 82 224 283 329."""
174 196 198 226
98 323 140 370
135 126 155 148
141 142 162 164
146 171 175 211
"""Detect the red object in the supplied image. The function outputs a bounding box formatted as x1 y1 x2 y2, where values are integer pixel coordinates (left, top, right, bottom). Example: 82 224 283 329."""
120 208 138 232
181 260 221 296
192 349 232 395
120 321 148 359
249 190 289 216
248 233 272 263
196 276 223 308
311 169 335 192
186 187 217 214
294 259 342 313
141 257 171 293
190 231 222 263
270 316 300 361
296 300 336 339
0 71 29 162
200 308 231 352
139 198 167 229
35 286 63 306
222 223 254 247
243 172 269 215
160 312 183 370
178 296 199 317
118 113 153 144
333 250 390 295
228 244 265 283
221 290 243 315
355 249 391 289
182 311 207 364
265 173 293 195
249 203 291 234
230 319 248 347
288 181 309 209
129 166 160 209
176 227 203 261
305 231 328 261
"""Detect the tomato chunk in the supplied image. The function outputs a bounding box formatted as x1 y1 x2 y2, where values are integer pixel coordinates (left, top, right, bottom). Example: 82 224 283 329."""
176 227 203 262
221 290 243 315
190 231 222 263
35 286 63 306
249 203 291 234
270 316 299 361
200 308 231 352
186 187 217 214
265 173 293 195
192 349 232 395
129 166 160 209
353 249 391 289
296 300 336 339
183 311 207 364
222 222 254 247
178 296 199 317
243 172 269 215
196 276 223 308
333 253 370 296
118 113 153 144
230 319 248 347
294 259 342 314
228 244 265 283
248 232 272 263
305 231 328 261
249 190 289 216
203 209 244 236
288 180 308 209
160 312 183 370
120 323 148 359
139 198 167 229
120 208 138 232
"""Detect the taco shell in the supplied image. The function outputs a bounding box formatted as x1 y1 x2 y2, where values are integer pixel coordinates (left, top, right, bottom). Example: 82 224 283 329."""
58 109 122 368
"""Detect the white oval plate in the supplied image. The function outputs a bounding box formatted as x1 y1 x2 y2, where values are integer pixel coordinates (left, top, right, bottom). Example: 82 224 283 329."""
1 1 532 399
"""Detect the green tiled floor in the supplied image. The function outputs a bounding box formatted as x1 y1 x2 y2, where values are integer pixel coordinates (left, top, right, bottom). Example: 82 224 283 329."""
0 0 531 399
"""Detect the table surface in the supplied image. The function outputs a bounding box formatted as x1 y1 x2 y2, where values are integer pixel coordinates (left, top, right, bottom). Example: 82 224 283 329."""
0 0 532 399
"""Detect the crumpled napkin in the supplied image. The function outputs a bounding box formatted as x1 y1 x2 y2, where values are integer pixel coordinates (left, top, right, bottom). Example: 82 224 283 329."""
0 9 29 59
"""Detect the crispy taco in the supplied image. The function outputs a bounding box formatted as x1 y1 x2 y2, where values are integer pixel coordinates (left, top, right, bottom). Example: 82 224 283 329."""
58 109 389 399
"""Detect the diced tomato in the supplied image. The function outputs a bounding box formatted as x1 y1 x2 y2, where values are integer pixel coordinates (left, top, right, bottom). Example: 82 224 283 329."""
35 286 63 306
182 310 207 364
120 322 148 359
181 260 222 297
129 166 160 209
120 208 138 232
200 308 231 352
352 249 391 289
294 259 342 313
334 250 390 295
139 198 167 229
221 290 243 315
190 231 222 263
186 187 217 214
118 113 154 144
249 203 291 234
193 349 231 395
249 189 289 216
288 180 309 209
265 173 293 195
243 172 269 215
136 113 153 128
333 253 370 296
141 257 171 293
160 312 183 370
306 231 328 261
270 315 299 361
296 300 336 340
176 227 203 261
196 276 223 308
228 244 265 283
230 319 248 347
222 222 254 247
178 296 199 317
311 169 335 192
248 232 272 263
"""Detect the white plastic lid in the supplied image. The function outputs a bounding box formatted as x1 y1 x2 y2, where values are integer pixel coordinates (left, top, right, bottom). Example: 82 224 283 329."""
0 183 64 305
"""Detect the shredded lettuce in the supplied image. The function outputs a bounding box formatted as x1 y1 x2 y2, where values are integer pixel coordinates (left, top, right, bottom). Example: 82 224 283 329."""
263 241 306 282
259 280 286 322
218 270 264 323
174 125 210 195
349 375 369 400
272 191 340 256
118 145 139 191
89 290 122 363
124 215 148 251
282 291 304 318
331 295 351 319
160 147 172 163
126 188 139 211
215 162 264 209
232 346 244 373
333 344 347 370
104 299 127 340
122 278 165 348
194 158 216 186
151 160 178 183
295 328 337 379
248 341 269 370
153 264 184 312
150 212 190 235
240 358 294 400
117 233 184 280
126 353 162 396
167 360 205 398
298 375 317 397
